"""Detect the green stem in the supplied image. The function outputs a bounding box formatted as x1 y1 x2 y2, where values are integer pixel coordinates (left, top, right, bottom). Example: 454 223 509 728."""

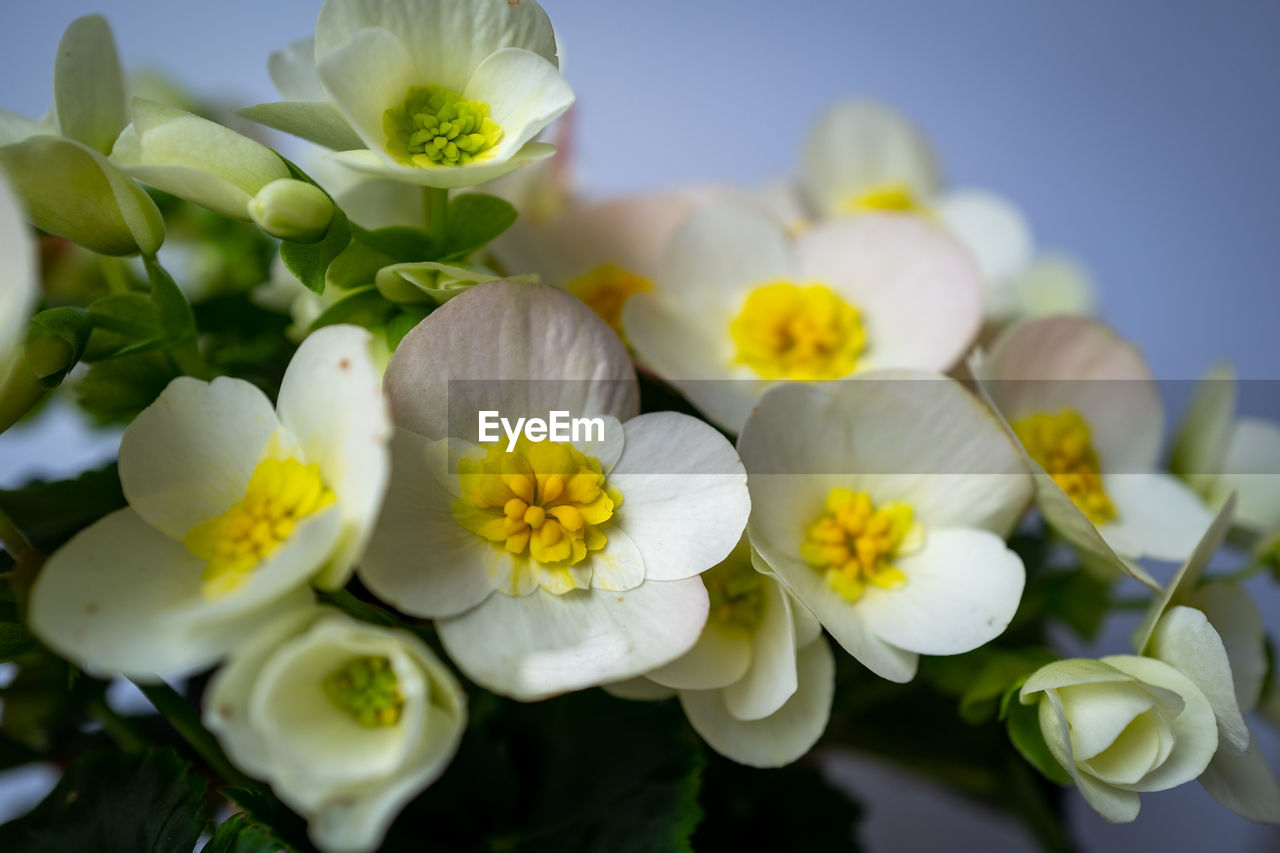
99 256 134 294
0 356 46 436
424 186 449 244
135 680 258 790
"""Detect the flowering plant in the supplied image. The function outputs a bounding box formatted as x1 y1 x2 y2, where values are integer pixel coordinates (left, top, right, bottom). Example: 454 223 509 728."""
0 3 1278 852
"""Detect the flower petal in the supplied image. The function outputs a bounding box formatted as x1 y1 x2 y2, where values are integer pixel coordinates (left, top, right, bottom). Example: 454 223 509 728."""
1170 362 1235 494
934 189 1033 290
277 325 391 589
602 677 677 701
315 26 417 155
269 37 326 100
1098 472 1215 562
680 637 834 768
118 376 283 540
646 618 752 691
385 280 638 441
1217 418 1280 532
1199 737 1280 824
436 578 709 701
589 524 646 592
1148 605 1249 754
1012 253 1097 319
607 412 749 582
1192 581 1266 713
721 574 798 720
239 101 366 151
463 48 574 160
53 15 126 154
1038 690 1142 823
0 173 38 372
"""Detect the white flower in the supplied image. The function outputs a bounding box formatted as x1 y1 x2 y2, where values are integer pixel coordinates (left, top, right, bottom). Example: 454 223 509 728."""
973 315 1214 579
1019 655 1218 823
606 536 834 768
243 0 574 189
205 606 466 853
1132 494 1280 823
622 201 984 432
361 281 750 700
0 173 38 399
798 99 1095 324
739 373 1031 683
1172 362 1280 535
28 325 390 679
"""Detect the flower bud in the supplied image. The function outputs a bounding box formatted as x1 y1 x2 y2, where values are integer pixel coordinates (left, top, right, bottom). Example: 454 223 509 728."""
249 178 334 242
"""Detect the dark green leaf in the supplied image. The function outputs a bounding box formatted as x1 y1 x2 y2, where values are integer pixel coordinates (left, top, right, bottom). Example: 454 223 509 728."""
77 351 180 425
26 307 92 386
1006 701 1072 786
224 786 311 853
0 622 39 661
0 465 125 553
307 287 397 332
280 207 351 293
354 225 435 262
326 238 397 290
205 813 292 853
143 255 197 345
958 648 1057 723
441 193 516 260
85 292 164 358
0 746 209 852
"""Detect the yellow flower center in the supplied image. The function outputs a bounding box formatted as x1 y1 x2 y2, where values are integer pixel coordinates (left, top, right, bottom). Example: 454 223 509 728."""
801 488 917 602
703 554 765 629
453 437 621 566
1012 409 1117 524
383 85 503 168
566 263 653 339
323 656 404 728
730 281 866 380
184 457 334 599
839 182 921 214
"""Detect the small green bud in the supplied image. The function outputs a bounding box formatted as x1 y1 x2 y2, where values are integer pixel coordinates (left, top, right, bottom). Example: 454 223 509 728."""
249 179 334 243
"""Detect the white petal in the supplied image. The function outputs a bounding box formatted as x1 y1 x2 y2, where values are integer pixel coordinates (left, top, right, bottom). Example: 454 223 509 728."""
589 525 646 592
722 574 798 720
327 141 558 190
53 15 126 154
1038 691 1142 823
646 619 752 691
1149 606 1249 753
315 0 559 90
1012 253 1097 319
680 637 834 768
794 216 983 373
316 26 417 155
1098 472 1215 562
606 413 749 582
28 509 321 680
463 48 574 159
1192 582 1266 713
0 173 38 372
436 578 709 701
238 101 366 152
0 107 51 146
277 325 391 589
799 99 939 219
1057 682 1157 763
1199 736 1280 824
270 37 326 100
360 430 497 618
118 376 284 540
1170 363 1235 494
934 189 1033 289
385 281 639 441
1218 418 1280 532
857 528 1024 656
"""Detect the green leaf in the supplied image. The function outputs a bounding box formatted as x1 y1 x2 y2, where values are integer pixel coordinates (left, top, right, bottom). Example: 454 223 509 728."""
0 746 210 852
354 225 435 263
307 287 397 332
143 255 196 345
26 307 92 386
85 292 165 358
1006 700 1072 786
280 206 351 294
0 464 125 553
224 787 311 853
77 351 180 425
1041 570 1111 640
957 648 1057 723
204 813 293 853
441 193 517 260
0 622 39 661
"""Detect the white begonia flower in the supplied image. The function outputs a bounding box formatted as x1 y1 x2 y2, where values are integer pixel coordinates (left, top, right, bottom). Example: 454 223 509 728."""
1131 494 1280 823
622 201 984 433
205 606 466 853
0 173 39 396
606 536 835 768
361 281 750 701
243 0 575 189
28 325 390 680
1172 362 1280 535
798 99 1095 325
738 374 1032 683
1019 655 1218 824
973 315 1215 582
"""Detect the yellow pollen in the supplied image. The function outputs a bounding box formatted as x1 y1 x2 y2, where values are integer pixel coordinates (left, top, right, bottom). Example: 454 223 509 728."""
801 488 917 602
383 85 503 168
184 457 334 599
839 182 921 214
703 554 765 628
453 437 621 567
566 263 654 339
1012 409 1117 524
730 281 866 380
323 656 404 728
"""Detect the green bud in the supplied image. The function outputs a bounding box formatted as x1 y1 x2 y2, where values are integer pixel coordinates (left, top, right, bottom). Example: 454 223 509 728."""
249 179 334 242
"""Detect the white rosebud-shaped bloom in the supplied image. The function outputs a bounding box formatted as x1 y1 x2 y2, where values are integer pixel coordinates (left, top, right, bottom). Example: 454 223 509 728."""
1132 495 1280 823
622 201 984 432
973 316 1214 582
29 325 390 680
606 536 835 768
1172 363 1280 535
1019 656 1219 823
739 374 1032 683
243 0 574 189
798 99 1094 326
0 173 38 391
205 606 466 853
362 281 750 700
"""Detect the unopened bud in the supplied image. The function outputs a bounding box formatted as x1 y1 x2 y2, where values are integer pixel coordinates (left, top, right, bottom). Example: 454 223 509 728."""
249 179 333 242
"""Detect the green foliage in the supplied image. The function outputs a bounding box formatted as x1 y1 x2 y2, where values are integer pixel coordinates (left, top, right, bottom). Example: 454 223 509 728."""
26 307 92 387
0 464 125 553
204 815 289 853
1006 700 1073 787
0 747 209 852
440 193 517 260
280 207 352 293
77 351 181 425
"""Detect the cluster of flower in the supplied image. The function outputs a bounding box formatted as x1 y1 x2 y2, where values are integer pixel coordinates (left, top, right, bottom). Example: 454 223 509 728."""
1 1 1279 851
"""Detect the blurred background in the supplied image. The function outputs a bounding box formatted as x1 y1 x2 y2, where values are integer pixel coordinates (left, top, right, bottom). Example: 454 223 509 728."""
0 0 1277 849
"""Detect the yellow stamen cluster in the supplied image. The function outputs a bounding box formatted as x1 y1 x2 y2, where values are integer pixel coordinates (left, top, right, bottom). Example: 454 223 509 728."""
801 488 914 602
454 437 620 566
322 656 404 728
703 555 765 629
839 182 921 214
566 263 654 338
730 281 866 380
1012 409 1117 524
184 457 334 599
383 85 503 168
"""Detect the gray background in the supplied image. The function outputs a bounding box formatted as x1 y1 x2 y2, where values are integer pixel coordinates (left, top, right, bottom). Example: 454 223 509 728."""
1 0 1279 849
